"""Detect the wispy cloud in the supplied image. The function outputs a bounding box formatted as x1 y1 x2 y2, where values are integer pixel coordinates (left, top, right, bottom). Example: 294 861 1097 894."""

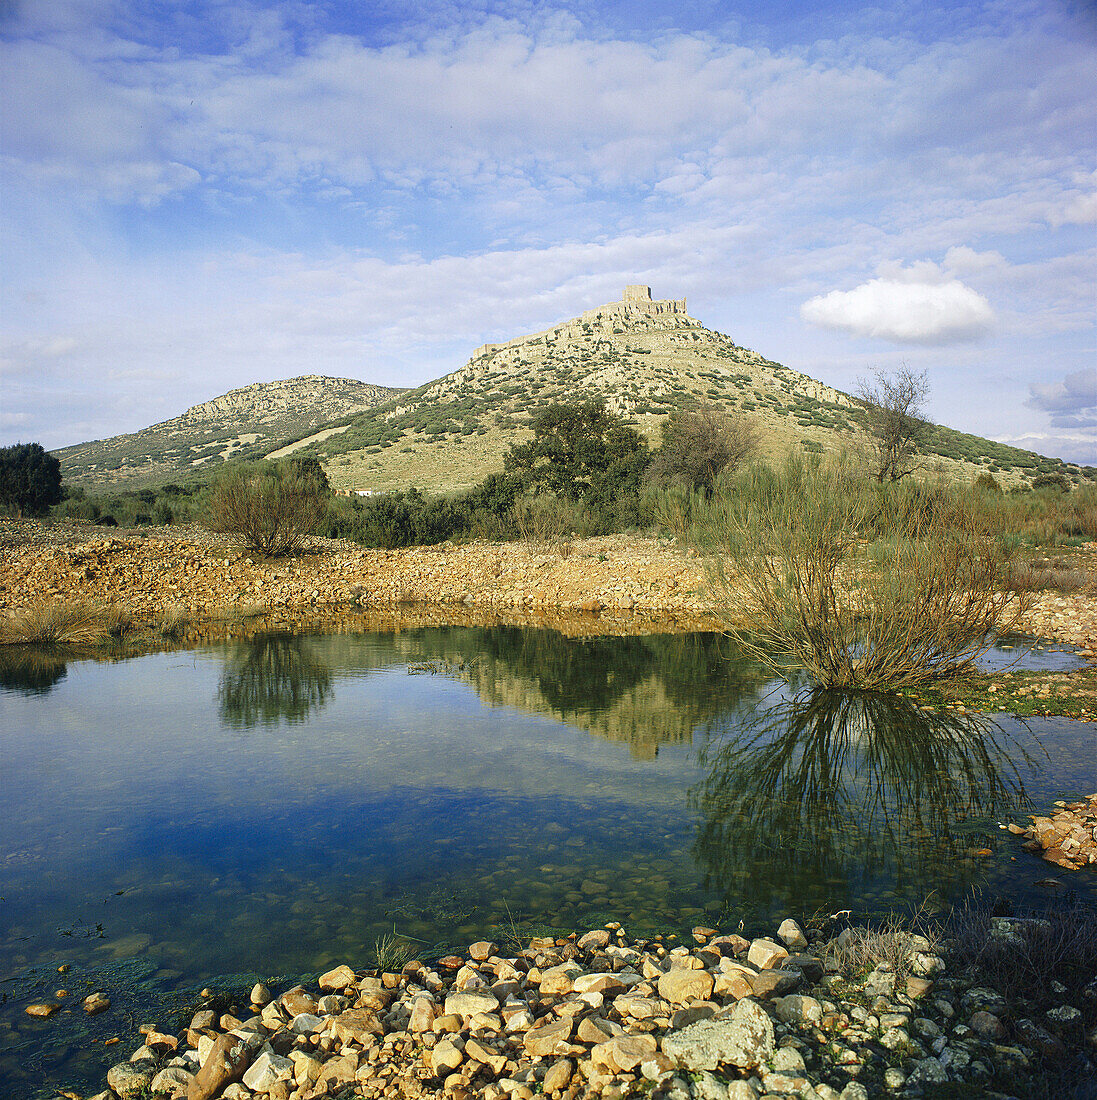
0 0 1094 462
1027 367 1097 426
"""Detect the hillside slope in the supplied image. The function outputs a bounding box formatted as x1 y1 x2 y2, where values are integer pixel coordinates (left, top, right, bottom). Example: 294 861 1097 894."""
56 376 404 488
306 287 1090 493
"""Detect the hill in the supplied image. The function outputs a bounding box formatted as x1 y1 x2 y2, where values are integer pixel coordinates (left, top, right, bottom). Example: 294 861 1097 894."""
54 289 1092 495
55 376 404 488
300 286 1091 493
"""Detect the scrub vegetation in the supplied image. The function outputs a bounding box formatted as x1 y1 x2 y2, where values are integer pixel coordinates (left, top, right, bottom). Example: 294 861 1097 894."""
665 454 1097 690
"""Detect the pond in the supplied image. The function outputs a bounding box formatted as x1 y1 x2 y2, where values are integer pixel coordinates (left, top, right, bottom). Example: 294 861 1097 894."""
0 624 1094 1098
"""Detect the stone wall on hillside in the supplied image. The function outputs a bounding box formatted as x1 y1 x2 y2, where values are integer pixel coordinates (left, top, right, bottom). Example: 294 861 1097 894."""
472 287 688 359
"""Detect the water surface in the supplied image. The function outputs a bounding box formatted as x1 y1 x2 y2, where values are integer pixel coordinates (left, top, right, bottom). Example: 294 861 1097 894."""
1 626 1094 1098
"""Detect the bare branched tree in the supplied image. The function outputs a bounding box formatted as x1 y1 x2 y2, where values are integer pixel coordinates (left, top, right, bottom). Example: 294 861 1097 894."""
856 366 931 482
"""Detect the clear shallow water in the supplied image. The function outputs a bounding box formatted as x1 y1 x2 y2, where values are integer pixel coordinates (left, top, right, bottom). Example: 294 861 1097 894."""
0 626 1094 1098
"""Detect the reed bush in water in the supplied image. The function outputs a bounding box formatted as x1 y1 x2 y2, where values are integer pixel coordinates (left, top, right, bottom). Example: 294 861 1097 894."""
688 454 1028 690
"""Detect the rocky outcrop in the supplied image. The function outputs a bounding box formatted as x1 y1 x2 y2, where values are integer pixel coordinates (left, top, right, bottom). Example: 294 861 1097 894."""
1015 794 1097 870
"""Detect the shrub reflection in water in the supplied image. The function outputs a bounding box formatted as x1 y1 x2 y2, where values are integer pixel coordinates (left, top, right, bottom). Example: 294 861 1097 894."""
692 690 1043 914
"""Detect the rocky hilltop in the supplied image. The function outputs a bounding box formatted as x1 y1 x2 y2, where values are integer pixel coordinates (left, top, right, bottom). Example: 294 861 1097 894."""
308 287 1085 494
53 289 1091 494
55 376 403 488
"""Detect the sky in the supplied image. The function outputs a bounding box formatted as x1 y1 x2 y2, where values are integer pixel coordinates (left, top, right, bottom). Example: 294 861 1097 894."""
1 0 1095 464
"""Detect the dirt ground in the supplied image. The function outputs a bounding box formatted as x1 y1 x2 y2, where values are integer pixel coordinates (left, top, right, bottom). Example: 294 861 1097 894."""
1 520 1095 658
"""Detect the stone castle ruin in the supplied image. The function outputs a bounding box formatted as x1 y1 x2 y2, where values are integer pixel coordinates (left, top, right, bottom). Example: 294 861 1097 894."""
596 284 688 318
473 286 688 359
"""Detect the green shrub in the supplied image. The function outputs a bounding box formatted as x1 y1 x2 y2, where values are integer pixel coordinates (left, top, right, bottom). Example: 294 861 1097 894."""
1032 472 1072 492
690 455 1028 690
0 442 62 517
206 458 330 556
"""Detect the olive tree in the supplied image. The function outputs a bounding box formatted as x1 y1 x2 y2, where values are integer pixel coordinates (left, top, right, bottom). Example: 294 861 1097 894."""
507 398 649 494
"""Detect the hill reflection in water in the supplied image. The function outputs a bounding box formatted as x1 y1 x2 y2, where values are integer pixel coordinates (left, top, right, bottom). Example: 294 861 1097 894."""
3 623 1089 941
449 628 765 758
203 627 1054 911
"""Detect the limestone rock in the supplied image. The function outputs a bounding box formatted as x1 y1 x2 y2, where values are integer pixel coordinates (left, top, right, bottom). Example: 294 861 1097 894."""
317 1054 358 1089
749 968 800 998
542 1057 574 1092
280 988 318 1016
777 919 807 950
523 1017 573 1057
465 1037 507 1075
578 929 611 951
242 1050 293 1091
539 962 582 996
590 1033 659 1073
658 967 715 1005
746 938 789 970
330 1007 383 1044
577 1015 624 1044
289 1011 323 1034
661 997 774 1072
714 971 753 1000
445 988 499 1017
773 994 823 1029
318 964 356 992
430 1038 465 1075
572 972 626 996
408 995 438 1032
187 1032 254 1100
150 1067 193 1099
83 991 111 1015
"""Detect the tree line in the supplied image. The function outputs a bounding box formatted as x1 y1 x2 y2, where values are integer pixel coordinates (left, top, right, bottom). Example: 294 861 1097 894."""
2 368 1091 558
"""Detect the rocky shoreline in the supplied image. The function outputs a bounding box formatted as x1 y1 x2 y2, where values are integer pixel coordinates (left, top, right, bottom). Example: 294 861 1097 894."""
1 521 1095 654
66 912 1096 1100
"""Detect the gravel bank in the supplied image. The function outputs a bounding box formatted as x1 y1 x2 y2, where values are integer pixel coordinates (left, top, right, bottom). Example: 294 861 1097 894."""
67 914 1096 1100
2 521 1095 652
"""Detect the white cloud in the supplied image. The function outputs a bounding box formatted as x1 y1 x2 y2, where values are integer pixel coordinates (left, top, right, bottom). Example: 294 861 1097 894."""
800 273 995 344
1051 190 1097 226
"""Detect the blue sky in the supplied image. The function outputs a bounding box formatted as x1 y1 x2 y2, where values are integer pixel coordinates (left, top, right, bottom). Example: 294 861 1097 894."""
2 0 1094 462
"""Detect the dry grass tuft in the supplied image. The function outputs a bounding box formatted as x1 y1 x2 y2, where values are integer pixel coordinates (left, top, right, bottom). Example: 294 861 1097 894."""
1 600 108 645
373 929 414 973
1007 557 1092 595
104 604 134 639
943 892 1097 1002
821 897 941 980
158 603 192 638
